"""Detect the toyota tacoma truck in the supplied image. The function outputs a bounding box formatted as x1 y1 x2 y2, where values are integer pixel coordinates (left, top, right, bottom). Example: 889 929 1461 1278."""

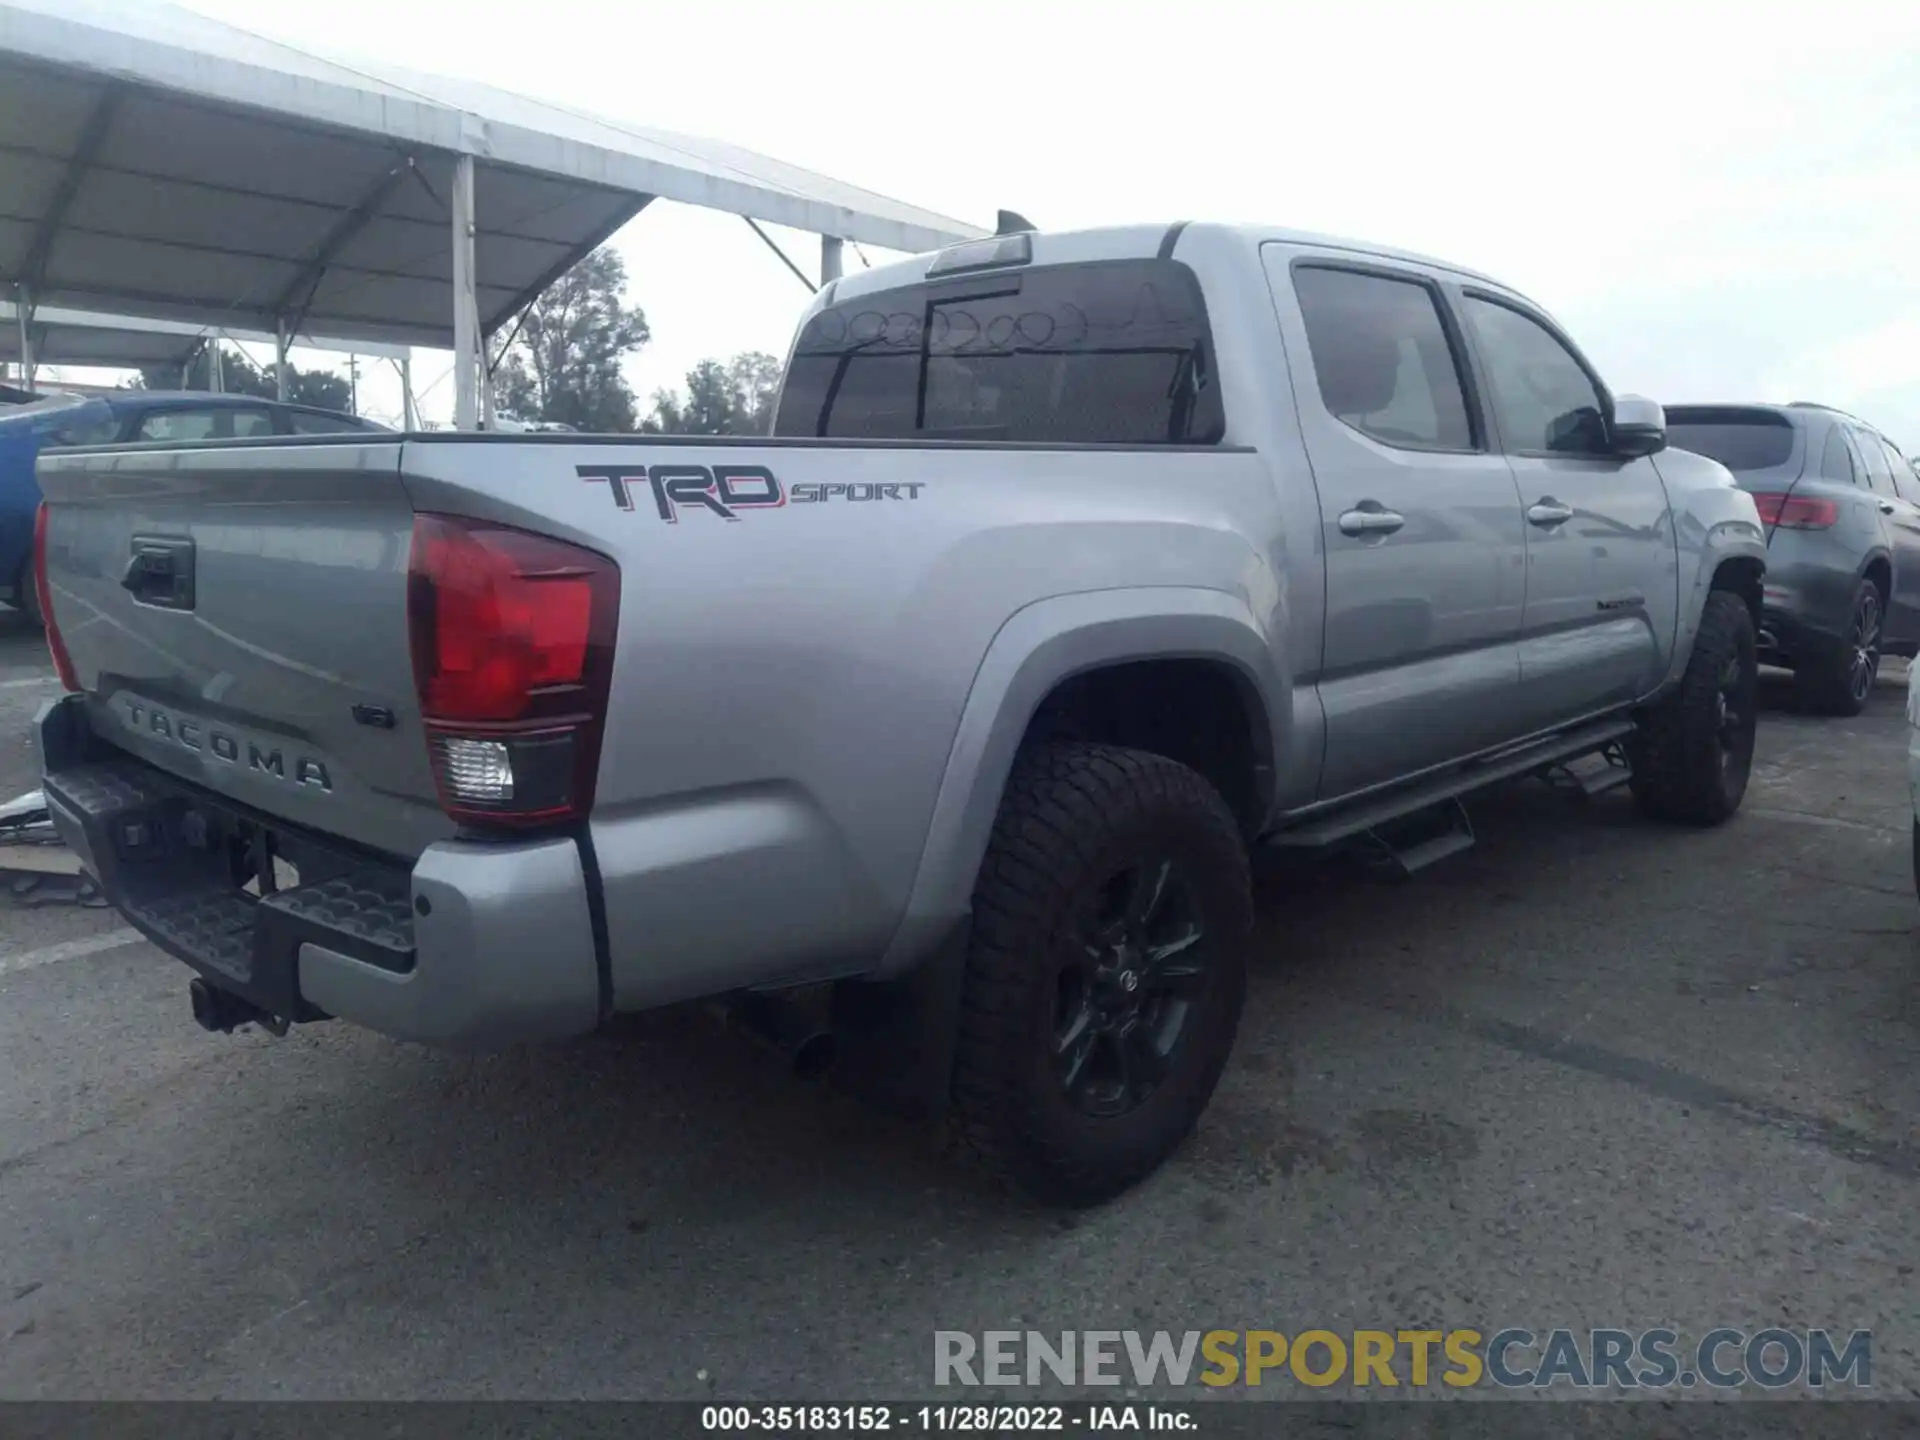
32 221 1767 1206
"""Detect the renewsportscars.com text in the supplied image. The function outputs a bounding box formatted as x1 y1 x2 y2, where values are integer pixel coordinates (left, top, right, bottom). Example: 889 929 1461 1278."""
933 1328 1872 1391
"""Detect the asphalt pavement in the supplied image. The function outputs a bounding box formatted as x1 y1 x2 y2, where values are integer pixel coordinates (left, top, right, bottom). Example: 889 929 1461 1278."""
1 602 1917 1401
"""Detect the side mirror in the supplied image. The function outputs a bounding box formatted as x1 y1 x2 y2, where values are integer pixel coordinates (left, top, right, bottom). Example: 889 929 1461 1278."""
1610 394 1667 459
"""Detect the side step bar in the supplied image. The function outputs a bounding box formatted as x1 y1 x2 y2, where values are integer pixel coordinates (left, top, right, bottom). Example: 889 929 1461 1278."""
1542 742 1634 801
1355 797 1476 877
1268 717 1637 851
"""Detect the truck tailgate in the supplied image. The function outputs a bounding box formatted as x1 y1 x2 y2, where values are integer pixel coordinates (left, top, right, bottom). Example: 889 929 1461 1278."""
36 438 453 859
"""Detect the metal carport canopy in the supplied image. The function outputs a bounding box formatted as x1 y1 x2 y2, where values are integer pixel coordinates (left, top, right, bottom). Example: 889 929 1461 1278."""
0 297 418 421
0 0 985 424
0 299 408 369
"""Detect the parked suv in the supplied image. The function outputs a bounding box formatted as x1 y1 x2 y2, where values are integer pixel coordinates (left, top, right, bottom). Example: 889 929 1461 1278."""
1665 403 1918 714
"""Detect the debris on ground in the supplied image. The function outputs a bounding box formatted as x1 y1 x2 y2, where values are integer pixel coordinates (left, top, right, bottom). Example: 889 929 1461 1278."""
0 787 97 905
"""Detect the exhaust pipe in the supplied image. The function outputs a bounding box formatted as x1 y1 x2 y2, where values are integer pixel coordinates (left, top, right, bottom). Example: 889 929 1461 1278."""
723 991 838 1079
189 978 285 1036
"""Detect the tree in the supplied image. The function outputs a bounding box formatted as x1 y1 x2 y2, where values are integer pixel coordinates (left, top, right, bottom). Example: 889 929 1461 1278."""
725 351 783 435
287 368 352 412
494 246 650 432
135 345 358 413
644 350 783 435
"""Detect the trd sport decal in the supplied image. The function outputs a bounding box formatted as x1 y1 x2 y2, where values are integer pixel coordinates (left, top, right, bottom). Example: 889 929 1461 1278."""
577 464 924 522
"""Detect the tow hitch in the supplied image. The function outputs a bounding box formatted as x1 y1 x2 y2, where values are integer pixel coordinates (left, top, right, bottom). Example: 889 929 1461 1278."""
188 977 288 1037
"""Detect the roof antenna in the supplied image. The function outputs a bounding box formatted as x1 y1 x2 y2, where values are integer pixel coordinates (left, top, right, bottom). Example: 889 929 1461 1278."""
996 209 1037 236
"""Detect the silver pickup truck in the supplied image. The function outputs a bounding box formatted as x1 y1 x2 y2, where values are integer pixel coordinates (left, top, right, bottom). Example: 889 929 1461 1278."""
33 221 1766 1205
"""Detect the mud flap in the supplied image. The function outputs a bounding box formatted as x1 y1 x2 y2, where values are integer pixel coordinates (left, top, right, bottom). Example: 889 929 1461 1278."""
829 917 972 1124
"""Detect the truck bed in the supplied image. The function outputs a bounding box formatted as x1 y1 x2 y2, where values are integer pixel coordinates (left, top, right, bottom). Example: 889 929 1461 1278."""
35 430 1282 1021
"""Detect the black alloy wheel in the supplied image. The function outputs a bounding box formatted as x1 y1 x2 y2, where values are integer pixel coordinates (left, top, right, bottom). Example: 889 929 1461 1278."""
1053 857 1209 1119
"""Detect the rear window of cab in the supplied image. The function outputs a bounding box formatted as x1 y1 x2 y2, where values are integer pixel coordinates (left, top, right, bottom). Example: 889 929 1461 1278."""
775 258 1225 446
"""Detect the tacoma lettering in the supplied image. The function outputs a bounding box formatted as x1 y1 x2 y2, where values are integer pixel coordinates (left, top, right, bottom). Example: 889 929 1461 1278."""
121 701 332 792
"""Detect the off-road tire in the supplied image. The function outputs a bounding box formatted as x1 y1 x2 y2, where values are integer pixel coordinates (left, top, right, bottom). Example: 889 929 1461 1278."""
1628 589 1757 826
1793 577 1883 717
951 742 1252 1207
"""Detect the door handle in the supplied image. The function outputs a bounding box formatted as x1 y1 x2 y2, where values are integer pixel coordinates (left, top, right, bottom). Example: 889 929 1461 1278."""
1527 498 1575 527
121 535 196 610
1337 506 1405 537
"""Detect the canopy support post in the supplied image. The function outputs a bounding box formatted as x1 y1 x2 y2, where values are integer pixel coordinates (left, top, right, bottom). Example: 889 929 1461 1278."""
274 317 291 401
13 286 31 392
209 341 224 394
820 237 843 285
399 353 417 430
451 154 480 431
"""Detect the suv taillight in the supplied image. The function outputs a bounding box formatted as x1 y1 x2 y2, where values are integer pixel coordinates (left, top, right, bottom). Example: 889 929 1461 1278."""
1751 492 1839 530
33 503 78 691
406 513 620 830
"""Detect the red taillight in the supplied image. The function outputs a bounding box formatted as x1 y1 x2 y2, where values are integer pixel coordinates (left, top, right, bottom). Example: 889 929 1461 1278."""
407 513 619 830
33 503 78 691
1751 492 1839 530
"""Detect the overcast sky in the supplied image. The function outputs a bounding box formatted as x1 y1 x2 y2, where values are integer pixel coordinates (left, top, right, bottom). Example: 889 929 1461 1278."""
146 0 1920 445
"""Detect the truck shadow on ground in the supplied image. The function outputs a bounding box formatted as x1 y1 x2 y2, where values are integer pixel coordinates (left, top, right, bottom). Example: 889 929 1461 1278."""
16 671 1917 1397
237 666 1917 1229
248 682 1909 1234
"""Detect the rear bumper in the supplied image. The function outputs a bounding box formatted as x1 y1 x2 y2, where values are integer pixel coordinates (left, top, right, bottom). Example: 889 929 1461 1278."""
1757 533 1861 664
34 694 601 1050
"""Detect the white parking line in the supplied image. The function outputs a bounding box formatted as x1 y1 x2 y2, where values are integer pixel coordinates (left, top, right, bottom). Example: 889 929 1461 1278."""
0 674 56 690
0 927 143 978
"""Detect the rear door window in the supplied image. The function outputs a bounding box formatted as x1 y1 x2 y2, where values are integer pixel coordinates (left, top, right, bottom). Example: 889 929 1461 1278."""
1291 266 1474 450
1853 428 1896 495
0 396 117 446
774 259 1224 444
1818 426 1858 484
133 406 275 442
48 411 123 446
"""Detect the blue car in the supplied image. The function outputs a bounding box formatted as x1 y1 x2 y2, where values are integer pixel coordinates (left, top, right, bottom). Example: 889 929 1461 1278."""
0 390 387 625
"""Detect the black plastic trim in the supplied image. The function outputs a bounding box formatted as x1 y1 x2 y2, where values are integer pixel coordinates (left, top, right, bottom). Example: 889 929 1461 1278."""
571 820 616 1023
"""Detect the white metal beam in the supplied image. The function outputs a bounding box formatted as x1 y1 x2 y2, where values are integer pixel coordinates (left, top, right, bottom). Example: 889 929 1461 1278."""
450 154 479 431
0 300 410 364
